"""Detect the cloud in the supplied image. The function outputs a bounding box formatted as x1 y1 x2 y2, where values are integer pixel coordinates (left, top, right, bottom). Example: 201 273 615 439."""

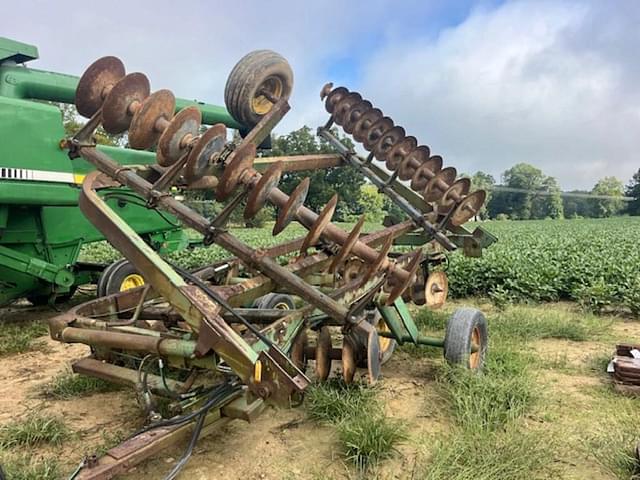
359 0 640 189
4 0 638 189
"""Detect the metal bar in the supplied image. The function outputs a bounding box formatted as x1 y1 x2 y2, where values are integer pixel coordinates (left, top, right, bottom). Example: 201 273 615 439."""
317 127 456 251
378 331 445 348
77 147 352 324
254 154 344 172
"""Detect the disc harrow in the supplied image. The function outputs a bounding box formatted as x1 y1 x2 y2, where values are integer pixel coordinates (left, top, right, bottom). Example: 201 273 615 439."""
321 83 486 226
51 50 495 479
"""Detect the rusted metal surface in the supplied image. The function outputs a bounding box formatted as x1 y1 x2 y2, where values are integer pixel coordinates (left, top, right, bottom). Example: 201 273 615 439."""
75 56 125 118
49 52 494 477
101 73 150 133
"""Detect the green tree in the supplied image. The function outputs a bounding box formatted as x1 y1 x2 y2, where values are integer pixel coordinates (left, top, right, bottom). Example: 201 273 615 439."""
269 126 364 221
500 163 545 219
469 171 495 220
562 191 592 218
59 103 124 146
532 176 564 219
591 176 624 217
356 184 385 223
625 169 640 216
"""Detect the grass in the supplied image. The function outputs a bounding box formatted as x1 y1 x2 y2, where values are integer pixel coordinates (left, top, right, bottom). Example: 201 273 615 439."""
489 305 602 342
305 379 406 472
0 412 69 448
0 320 47 356
0 454 60 480
337 414 407 472
438 345 538 432
585 391 640 479
42 370 121 399
421 426 557 480
305 379 379 424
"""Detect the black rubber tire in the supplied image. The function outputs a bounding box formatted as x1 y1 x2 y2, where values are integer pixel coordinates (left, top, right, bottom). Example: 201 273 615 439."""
224 50 293 127
100 260 144 297
444 308 488 370
252 293 295 310
97 259 127 297
354 310 396 368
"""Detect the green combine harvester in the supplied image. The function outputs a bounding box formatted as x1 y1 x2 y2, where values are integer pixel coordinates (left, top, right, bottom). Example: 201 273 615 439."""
0 37 241 305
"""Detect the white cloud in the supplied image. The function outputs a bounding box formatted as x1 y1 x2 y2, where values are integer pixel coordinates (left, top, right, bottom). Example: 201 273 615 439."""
359 0 640 189
4 0 638 189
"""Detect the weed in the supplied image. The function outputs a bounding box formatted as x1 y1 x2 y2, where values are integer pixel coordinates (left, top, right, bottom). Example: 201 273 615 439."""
0 412 69 448
0 454 59 480
490 306 599 342
438 344 537 432
421 427 558 480
337 414 407 472
586 397 640 479
0 320 47 356
305 379 379 424
42 371 121 399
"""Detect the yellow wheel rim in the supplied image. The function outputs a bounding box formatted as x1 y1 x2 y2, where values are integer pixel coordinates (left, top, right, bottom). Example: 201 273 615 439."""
119 273 145 291
470 326 482 369
252 76 283 115
274 301 291 310
376 316 393 354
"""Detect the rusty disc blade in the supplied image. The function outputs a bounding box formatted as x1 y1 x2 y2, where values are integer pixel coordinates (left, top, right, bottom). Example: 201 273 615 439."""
342 337 357 384
343 100 373 134
398 145 431 181
353 108 383 143
185 124 227 182
373 125 405 162
450 190 486 226
128 90 176 150
422 166 456 202
361 233 394 285
385 136 417 171
324 86 350 114
439 178 471 211
315 326 332 381
410 155 443 191
329 215 365 273
273 177 310 236
409 280 427 306
300 194 338 254
291 330 308 372
75 56 126 118
216 142 256 201
424 271 448 309
367 328 382 383
363 116 394 151
244 161 283 219
333 92 362 126
101 73 150 134
157 106 202 167
386 250 423 305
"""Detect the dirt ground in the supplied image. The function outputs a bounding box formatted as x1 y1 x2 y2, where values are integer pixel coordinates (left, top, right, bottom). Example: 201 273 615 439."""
1 300 639 479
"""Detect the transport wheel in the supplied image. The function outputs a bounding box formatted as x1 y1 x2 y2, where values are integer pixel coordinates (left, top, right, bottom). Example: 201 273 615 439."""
98 259 145 297
355 310 396 368
444 308 488 370
224 50 293 127
252 293 295 310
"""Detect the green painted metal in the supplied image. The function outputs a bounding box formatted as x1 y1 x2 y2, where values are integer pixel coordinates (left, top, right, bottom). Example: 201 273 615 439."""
378 330 445 348
378 297 420 345
0 37 38 64
0 37 242 305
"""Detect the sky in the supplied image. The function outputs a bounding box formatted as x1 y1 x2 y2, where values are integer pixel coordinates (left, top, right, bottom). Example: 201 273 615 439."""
3 0 639 190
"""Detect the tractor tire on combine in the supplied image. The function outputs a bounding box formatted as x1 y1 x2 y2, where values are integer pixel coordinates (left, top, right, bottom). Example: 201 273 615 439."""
224 50 293 127
444 308 488 370
97 259 145 297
